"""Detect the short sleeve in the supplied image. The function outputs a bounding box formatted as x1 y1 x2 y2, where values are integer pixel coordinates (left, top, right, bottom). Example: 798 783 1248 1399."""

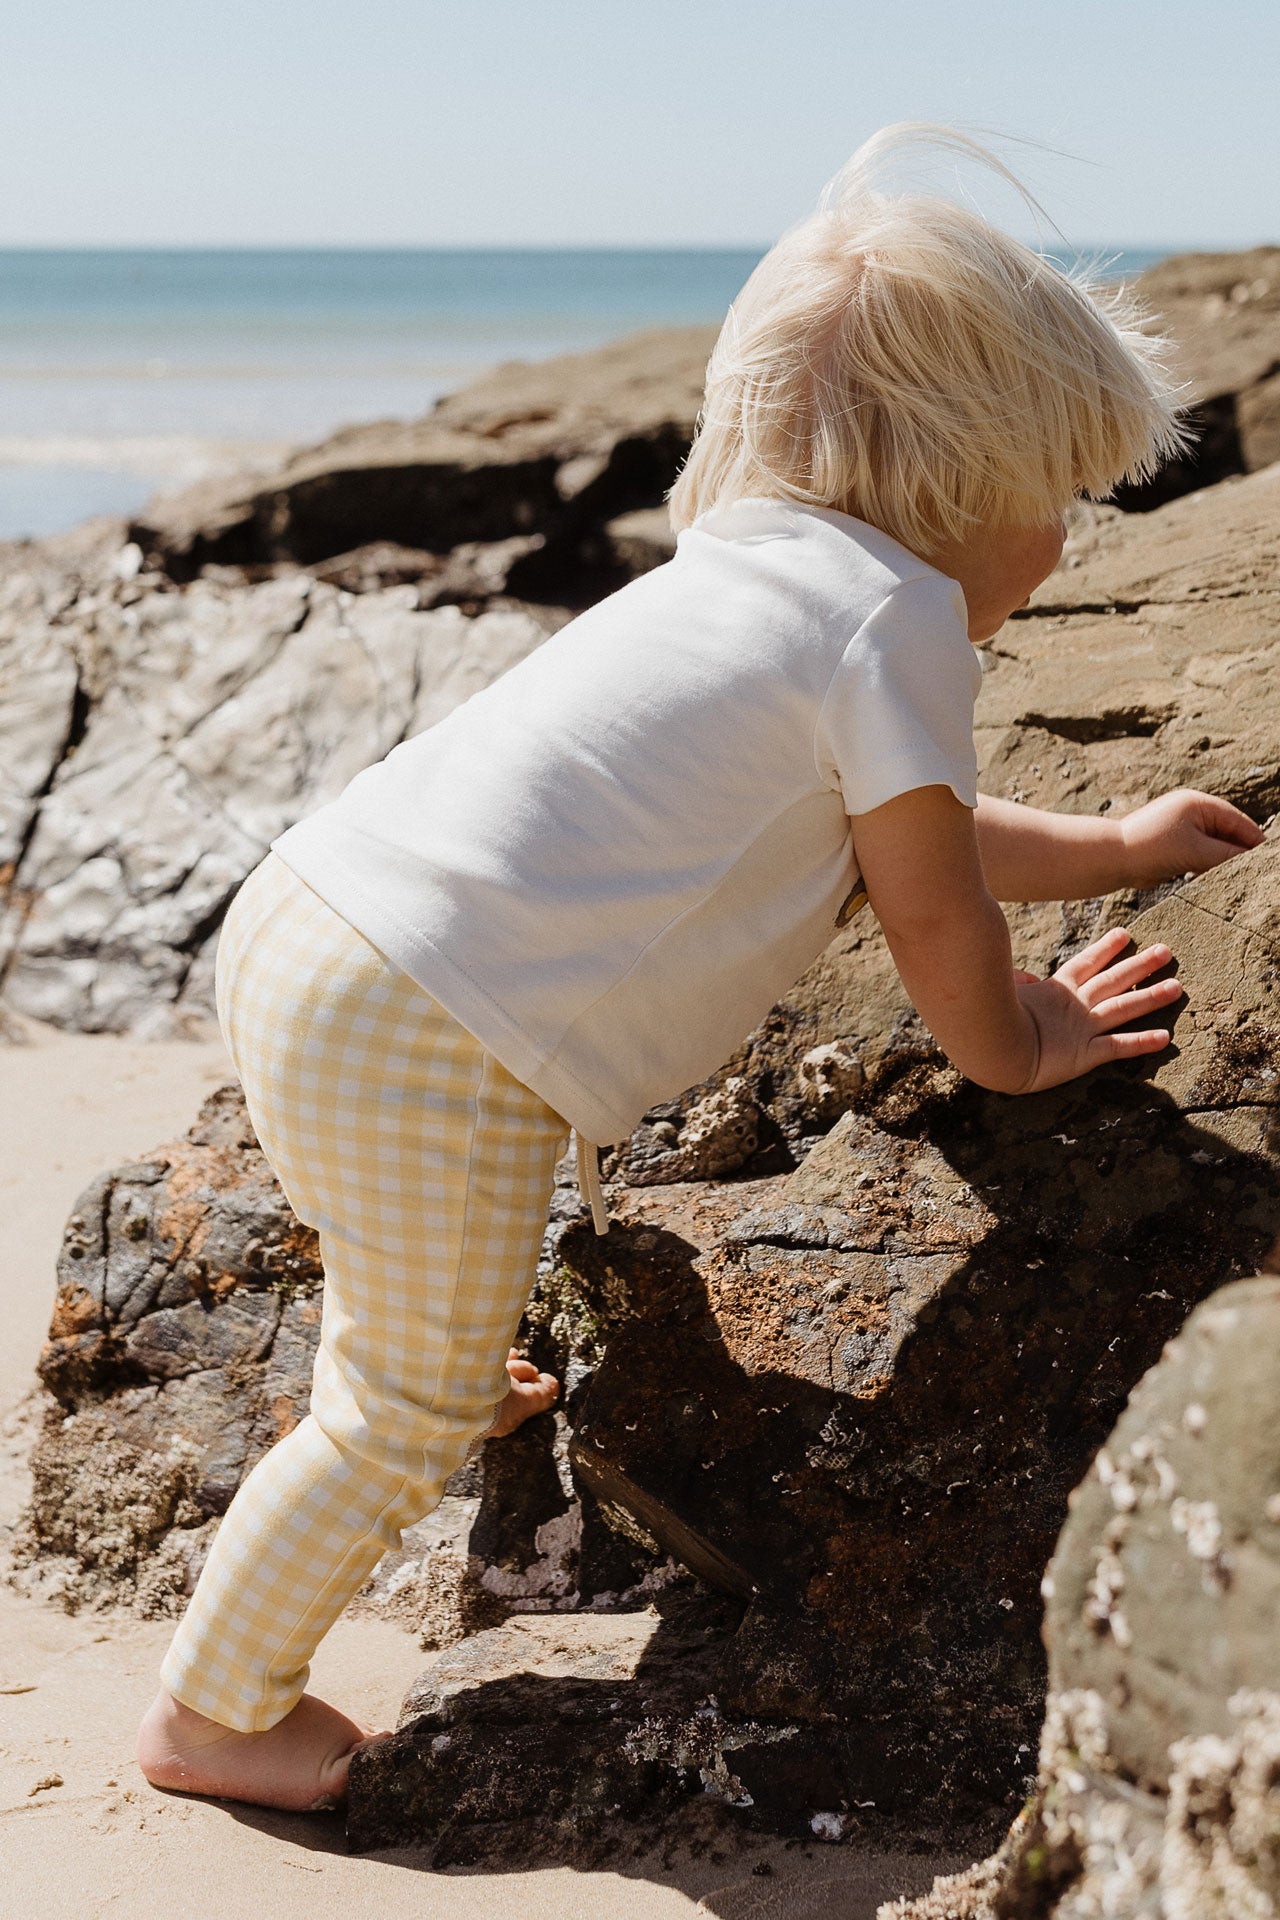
813 570 983 816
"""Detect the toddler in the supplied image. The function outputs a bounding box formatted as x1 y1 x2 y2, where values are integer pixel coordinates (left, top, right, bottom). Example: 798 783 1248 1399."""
136 126 1262 1811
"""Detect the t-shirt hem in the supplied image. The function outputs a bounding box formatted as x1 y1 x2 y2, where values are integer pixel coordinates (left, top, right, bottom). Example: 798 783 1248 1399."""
843 760 979 816
269 828 640 1147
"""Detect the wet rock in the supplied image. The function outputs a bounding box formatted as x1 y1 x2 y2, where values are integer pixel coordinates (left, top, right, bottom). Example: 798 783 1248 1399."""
887 1275 1280 1918
132 327 713 595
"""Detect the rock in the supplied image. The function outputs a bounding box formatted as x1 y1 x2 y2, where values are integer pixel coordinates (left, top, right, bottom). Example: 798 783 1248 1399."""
13 1081 661 1626
638 462 1280 1158
132 328 712 596
1116 249 1280 507
617 1077 762 1186
126 254 1280 593
1113 250 1280 511
346 1592 749 1861
7 309 1280 1041
338 840 1279 1855
0 329 711 1036
1045 1277 1280 1786
0 534 550 1034
886 1275 1280 1918
12 294 1280 1849
10 1083 322 1611
601 506 679 577
550 842 1280 1833
796 1041 867 1117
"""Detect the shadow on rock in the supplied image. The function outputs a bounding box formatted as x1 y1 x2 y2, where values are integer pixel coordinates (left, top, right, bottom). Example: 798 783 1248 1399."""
349 850 1280 1857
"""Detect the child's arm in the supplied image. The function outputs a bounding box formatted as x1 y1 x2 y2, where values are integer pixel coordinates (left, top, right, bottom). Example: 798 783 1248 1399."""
852 785 1185 1095
974 790 1263 901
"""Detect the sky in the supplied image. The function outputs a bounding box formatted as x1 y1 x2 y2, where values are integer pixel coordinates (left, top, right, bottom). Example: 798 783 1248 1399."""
4 0 1278 250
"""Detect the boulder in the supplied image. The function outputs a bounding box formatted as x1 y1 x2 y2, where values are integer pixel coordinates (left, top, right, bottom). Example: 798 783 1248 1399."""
0 528 550 1035
131 327 714 597
13 1083 321 1612
885 1272 1280 1919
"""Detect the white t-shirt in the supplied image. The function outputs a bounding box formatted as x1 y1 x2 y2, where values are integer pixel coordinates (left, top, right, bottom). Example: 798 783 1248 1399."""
271 499 982 1145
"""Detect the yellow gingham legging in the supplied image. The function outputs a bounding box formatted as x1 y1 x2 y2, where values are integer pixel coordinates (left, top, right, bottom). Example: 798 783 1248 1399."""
159 852 569 1731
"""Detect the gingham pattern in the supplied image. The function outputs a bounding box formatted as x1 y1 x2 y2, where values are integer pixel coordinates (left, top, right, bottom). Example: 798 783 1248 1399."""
160 852 569 1731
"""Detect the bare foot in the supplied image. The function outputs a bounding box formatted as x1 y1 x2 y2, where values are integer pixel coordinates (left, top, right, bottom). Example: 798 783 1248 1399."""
136 1688 388 1812
485 1347 560 1438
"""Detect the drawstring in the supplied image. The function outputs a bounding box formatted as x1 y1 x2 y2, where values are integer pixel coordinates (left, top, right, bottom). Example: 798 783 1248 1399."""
574 1131 610 1236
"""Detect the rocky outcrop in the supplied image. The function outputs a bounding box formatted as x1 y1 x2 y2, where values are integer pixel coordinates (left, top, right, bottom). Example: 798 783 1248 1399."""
131 327 712 598
22 840 1278 1849
648 463 1280 1141
885 1271 1280 1919
1119 249 1280 508
10 273 1280 1859
0 522 551 1035
5 275 1279 1041
14 430 1280 1853
337 449 1280 1847
0 327 709 1038
337 835 1280 1856
127 254 1280 587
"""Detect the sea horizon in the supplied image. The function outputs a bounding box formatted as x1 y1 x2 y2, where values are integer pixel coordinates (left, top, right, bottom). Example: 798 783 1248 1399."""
0 243 1181 541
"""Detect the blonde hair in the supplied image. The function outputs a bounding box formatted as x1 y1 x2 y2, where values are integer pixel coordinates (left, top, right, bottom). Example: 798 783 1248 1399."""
669 125 1187 557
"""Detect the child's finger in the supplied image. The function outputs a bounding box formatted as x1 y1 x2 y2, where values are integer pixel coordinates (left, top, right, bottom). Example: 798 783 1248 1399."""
1090 977 1183 1028
1199 795 1265 849
1054 925 1132 986
1079 942 1174 1005
1091 1026 1171 1062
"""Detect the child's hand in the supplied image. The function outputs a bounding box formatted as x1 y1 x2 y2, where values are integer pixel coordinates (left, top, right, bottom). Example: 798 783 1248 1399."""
1119 789 1263 888
1011 927 1183 1093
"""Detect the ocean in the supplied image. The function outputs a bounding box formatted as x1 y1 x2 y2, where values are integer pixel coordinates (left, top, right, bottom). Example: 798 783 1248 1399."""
0 246 1171 541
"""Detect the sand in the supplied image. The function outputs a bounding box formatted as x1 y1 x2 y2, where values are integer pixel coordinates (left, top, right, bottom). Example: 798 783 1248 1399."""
0 1022 951 1919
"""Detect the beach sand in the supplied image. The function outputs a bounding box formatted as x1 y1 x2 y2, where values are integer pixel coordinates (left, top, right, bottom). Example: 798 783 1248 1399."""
0 1023 951 1919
